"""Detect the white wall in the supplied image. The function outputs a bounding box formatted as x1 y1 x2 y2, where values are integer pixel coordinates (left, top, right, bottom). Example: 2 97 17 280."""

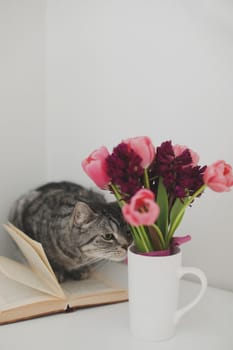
0 0 47 256
47 0 233 290
0 0 232 291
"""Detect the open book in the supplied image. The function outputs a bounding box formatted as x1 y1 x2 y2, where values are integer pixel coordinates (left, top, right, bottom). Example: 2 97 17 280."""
0 223 128 325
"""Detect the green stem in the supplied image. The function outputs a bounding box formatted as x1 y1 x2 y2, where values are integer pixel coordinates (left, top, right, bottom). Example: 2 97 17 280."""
137 230 150 252
144 168 150 189
151 224 166 249
110 184 149 251
110 184 125 208
167 184 207 244
129 226 144 251
139 226 154 252
110 184 153 252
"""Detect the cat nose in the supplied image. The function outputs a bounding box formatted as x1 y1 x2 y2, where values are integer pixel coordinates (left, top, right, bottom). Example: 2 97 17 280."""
122 244 128 250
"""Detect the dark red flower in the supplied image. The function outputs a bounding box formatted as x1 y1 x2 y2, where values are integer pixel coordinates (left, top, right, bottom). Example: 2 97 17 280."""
149 141 206 200
106 143 144 199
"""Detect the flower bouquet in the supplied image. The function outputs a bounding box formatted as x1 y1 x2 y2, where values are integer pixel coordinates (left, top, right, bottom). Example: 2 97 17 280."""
82 137 233 255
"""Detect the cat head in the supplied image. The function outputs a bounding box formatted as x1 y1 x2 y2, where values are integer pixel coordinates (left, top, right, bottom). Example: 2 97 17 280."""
70 201 132 262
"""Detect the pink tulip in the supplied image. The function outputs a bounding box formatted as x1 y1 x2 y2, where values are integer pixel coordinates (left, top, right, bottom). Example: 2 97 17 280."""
173 144 199 166
122 189 160 226
204 160 233 192
82 146 111 189
123 136 155 168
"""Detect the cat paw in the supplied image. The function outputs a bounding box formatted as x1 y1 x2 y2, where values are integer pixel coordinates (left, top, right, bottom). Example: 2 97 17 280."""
68 267 91 280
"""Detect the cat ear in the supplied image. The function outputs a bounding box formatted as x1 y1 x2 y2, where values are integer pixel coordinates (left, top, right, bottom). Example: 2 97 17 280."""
73 202 96 226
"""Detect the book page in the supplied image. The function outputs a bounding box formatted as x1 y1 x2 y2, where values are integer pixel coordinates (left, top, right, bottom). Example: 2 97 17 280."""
7 223 56 279
61 276 116 298
0 257 61 297
61 261 128 307
0 273 57 311
93 261 128 289
3 224 65 299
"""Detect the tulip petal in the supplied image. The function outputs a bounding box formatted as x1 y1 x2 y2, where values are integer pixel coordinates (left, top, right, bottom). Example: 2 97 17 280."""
123 136 155 168
122 189 160 226
82 147 110 189
204 160 233 192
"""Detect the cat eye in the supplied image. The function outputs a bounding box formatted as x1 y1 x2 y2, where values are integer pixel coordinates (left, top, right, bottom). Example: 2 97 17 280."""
102 233 114 241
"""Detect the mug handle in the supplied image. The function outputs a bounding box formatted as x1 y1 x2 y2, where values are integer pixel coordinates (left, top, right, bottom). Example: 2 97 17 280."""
175 267 207 324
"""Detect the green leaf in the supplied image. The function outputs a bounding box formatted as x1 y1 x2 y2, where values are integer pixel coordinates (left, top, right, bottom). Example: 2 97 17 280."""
156 177 168 237
170 210 185 234
167 184 206 244
170 198 184 226
169 197 189 237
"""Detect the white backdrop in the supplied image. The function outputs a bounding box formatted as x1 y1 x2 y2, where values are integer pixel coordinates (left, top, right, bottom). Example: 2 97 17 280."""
0 0 232 290
0 0 47 257
46 0 233 290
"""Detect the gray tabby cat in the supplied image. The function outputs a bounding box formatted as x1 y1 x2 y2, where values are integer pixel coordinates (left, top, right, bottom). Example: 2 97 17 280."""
9 181 132 282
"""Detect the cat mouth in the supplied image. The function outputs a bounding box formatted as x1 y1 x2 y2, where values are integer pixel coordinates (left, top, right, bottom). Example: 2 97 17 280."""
109 256 126 262
86 248 128 262
108 250 127 262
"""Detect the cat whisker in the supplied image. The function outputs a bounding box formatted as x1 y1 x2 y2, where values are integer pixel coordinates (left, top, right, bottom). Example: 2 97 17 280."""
76 257 103 269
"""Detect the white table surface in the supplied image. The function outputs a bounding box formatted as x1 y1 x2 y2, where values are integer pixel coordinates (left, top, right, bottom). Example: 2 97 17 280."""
0 280 233 350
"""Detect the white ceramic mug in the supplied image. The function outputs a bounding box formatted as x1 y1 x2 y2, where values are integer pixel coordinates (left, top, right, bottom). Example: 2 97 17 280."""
128 245 207 342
